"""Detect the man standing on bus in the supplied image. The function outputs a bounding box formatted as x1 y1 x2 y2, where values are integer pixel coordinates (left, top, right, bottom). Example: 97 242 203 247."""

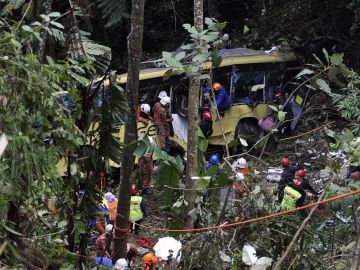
213 83 231 112
153 96 172 149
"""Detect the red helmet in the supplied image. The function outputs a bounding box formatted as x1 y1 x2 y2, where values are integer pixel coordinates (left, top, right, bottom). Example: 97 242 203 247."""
131 184 138 195
293 177 303 187
213 83 222 91
281 158 290 167
203 111 212 120
296 169 305 177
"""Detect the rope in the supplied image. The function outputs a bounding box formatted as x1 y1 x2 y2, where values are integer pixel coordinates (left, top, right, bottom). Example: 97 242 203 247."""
280 121 335 141
136 189 360 233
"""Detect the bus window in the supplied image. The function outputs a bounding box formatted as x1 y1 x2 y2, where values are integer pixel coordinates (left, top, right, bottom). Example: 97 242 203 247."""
231 70 265 105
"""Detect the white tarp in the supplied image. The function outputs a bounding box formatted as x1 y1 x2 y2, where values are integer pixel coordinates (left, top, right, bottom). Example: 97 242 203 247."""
171 114 188 143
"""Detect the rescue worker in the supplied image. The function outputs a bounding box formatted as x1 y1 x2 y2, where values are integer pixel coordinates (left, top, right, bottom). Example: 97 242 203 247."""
281 177 305 210
213 83 231 112
153 96 172 149
138 151 153 195
93 256 112 270
232 157 250 176
142 252 157 270
205 154 220 170
294 169 317 195
95 224 114 258
277 157 298 202
129 184 146 234
199 110 213 138
104 192 118 224
136 103 151 124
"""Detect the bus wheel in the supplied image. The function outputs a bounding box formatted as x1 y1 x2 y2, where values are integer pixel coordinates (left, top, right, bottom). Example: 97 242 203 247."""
235 118 261 146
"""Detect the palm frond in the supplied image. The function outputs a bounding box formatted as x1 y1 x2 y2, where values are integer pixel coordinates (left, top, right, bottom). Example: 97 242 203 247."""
97 0 128 28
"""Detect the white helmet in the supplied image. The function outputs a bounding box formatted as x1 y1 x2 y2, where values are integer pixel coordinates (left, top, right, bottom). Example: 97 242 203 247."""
236 157 247 168
160 96 171 106
235 172 244 181
140 103 151 114
157 91 168 99
105 224 113 234
114 258 129 269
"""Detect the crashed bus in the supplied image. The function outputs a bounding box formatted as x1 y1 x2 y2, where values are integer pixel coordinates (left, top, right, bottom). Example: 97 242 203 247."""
112 47 304 149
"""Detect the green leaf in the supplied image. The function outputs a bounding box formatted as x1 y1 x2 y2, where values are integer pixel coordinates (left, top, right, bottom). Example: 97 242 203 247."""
323 48 329 64
239 137 248 147
278 111 286 122
21 25 33 32
175 51 186 61
210 51 222 67
268 105 278 112
330 53 343 66
1 223 24 236
49 21 64 29
316 79 331 94
196 176 211 190
57 220 68 228
295 68 314 78
243 24 250 34
133 141 147 157
162 51 172 59
192 53 209 63
48 12 61 17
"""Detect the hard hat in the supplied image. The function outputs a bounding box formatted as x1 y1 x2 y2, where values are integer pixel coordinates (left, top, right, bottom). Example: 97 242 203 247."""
157 91 168 99
131 184 138 195
104 192 116 202
293 177 303 187
141 104 151 114
235 172 244 181
222 33 229 41
114 258 128 269
203 111 212 121
236 157 247 168
105 224 113 234
210 154 220 165
275 92 282 98
160 96 171 106
295 169 305 177
281 158 290 167
213 83 221 91
143 252 157 266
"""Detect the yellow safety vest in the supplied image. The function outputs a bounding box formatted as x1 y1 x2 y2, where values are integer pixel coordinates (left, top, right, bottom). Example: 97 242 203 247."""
281 186 302 210
129 196 143 222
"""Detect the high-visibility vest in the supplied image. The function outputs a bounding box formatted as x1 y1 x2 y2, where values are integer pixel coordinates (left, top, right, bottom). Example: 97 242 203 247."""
281 186 302 210
106 199 118 221
129 196 143 222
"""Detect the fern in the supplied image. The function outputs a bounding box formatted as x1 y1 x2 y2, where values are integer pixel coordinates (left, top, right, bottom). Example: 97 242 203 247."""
0 0 26 16
97 0 128 28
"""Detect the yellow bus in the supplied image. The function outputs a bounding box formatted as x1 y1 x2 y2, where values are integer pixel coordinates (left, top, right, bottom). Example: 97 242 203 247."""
113 47 299 148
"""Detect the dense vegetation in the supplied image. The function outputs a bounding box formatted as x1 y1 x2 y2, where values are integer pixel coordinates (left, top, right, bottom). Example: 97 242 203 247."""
0 0 359 269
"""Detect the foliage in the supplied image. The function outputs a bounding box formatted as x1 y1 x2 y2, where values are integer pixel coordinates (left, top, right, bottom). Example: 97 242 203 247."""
96 0 128 28
0 21 93 267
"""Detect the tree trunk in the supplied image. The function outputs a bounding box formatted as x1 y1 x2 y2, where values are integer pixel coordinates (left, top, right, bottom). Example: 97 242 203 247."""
113 0 145 262
184 0 203 229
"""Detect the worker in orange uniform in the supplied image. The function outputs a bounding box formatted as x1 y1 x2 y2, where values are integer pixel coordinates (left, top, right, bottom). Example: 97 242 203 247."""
142 252 157 270
136 103 151 124
104 192 118 224
232 157 251 195
153 96 172 149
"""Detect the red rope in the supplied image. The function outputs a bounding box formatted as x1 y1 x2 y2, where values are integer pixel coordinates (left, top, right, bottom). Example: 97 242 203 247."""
137 189 360 233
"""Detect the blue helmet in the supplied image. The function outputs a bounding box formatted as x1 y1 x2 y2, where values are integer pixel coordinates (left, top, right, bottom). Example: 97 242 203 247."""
210 154 220 165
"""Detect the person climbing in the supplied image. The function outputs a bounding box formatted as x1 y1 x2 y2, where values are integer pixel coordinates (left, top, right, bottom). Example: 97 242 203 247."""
277 157 298 202
153 96 172 149
281 169 317 210
138 151 154 195
104 192 118 224
213 82 231 112
136 103 151 124
129 184 146 234
142 252 158 270
232 157 250 176
205 154 220 170
95 224 114 258
281 177 306 210
199 110 213 138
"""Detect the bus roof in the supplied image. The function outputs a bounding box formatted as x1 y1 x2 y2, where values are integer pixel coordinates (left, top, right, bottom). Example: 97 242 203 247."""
100 48 297 86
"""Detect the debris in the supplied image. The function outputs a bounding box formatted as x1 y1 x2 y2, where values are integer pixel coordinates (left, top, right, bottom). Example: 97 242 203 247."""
153 237 182 262
0 133 8 157
219 251 232 263
242 244 273 270
266 167 283 182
